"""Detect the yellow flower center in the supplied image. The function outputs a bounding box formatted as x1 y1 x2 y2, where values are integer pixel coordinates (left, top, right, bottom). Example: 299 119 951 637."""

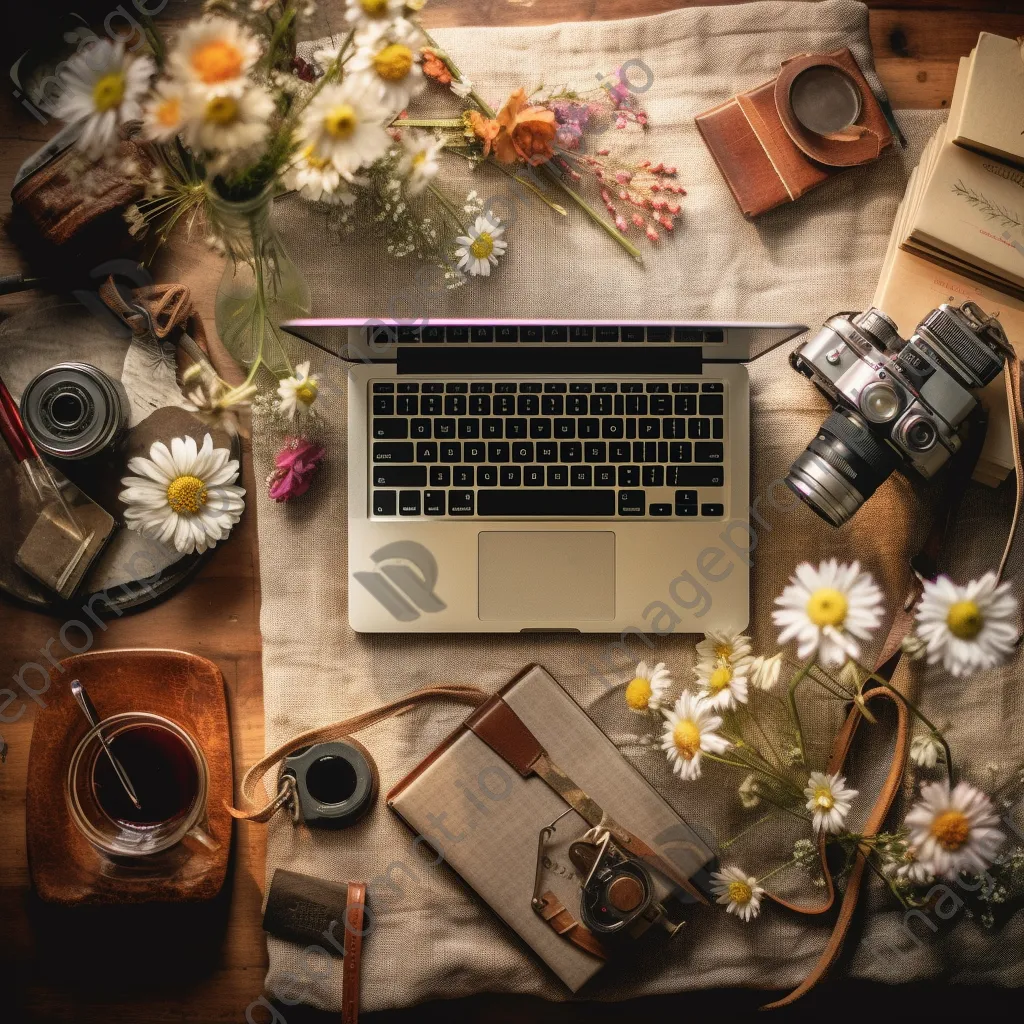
470 232 494 260
412 150 427 166
624 677 652 711
930 809 971 851
92 72 125 113
946 599 983 640
191 40 244 84
727 880 752 904
166 475 208 516
672 719 701 761
813 786 835 810
324 104 358 139
806 587 848 628
373 43 414 82
295 380 319 405
708 665 732 694
715 642 732 659
155 96 181 127
301 145 331 170
205 95 239 125
360 0 390 14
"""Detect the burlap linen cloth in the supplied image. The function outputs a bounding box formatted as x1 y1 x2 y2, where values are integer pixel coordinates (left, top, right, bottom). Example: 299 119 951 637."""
252 1 1024 1011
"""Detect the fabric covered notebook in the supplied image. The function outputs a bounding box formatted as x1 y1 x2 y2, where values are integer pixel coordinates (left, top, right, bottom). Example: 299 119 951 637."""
387 665 717 992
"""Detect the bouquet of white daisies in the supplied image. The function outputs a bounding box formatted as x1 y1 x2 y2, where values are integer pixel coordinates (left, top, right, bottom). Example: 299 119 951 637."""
620 560 1022 928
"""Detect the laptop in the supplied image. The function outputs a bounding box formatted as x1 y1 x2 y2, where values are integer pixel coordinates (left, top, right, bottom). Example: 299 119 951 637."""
281 319 806 633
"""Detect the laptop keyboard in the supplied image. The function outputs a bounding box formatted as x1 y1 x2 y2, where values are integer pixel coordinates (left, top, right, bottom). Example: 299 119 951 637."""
369 380 727 519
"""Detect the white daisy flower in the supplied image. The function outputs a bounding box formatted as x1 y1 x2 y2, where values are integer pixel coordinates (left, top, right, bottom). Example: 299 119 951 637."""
287 144 357 205
398 133 443 195
622 660 672 714
660 690 731 781
277 361 320 420
749 652 784 691
914 571 1019 678
455 213 507 278
694 658 749 712
181 83 274 159
343 0 406 27
695 630 753 670
118 434 245 555
55 40 154 160
142 78 187 143
347 17 426 113
909 732 945 769
773 559 885 666
710 866 764 922
895 854 935 886
451 77 474 100
298 81 392 180
169 17 261 98
804 770 858 834
905 779 1005 880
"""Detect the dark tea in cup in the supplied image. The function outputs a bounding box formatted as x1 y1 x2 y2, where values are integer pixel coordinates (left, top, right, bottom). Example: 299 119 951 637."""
93 723 200 827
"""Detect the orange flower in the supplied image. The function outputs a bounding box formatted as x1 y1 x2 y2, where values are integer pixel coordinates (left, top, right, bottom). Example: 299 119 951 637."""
467 110 500 158
420 48 452 86
492 88 556 165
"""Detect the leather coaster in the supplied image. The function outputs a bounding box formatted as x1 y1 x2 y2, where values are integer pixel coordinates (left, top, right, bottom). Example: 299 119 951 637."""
26 648 233 904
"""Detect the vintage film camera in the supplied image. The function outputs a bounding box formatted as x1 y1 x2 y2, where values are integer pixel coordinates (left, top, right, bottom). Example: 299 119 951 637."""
786 301 1011 527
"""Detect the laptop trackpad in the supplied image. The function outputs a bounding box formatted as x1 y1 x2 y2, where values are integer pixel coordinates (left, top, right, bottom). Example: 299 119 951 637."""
478 532 615 622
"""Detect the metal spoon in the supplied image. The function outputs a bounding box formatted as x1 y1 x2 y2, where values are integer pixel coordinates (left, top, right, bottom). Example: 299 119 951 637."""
70 679 141 811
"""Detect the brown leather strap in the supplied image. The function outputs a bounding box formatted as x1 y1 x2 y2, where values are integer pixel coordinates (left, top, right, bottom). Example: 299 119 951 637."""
763 686 910 1010
230 684 489 821
534 890 608 960
342 881 366 1024
999 356 1024 580
465 696 543 775
98 276 209 349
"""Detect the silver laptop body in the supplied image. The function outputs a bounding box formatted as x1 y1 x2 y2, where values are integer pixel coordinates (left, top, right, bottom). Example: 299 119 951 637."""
281 319 806 634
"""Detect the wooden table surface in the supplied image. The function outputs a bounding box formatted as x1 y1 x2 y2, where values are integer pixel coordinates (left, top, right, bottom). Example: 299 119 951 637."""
2 2 1023 1021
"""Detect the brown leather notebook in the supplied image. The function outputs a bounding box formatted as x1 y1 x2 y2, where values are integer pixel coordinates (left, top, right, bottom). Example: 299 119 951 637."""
387 665 715 992
696 49 893 218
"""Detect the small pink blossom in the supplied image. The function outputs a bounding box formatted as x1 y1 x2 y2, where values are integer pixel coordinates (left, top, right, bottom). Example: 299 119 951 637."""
614 214 628 231
645 224 659 242
267 437 326 502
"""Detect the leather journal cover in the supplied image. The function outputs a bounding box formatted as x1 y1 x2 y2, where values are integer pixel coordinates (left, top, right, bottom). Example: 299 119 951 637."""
696 48 893 218
387 665 716 992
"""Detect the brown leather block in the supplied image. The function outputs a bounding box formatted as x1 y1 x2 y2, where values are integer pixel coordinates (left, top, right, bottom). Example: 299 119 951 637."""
26 648 233 904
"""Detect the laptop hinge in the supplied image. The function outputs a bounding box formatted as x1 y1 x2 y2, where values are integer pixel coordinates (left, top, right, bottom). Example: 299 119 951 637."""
396 346 703 376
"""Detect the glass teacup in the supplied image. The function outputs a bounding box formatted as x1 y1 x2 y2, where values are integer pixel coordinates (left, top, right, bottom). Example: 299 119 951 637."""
66 711 218 857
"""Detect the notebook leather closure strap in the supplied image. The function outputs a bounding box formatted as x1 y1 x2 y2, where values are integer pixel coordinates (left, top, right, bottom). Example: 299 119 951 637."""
466 695 708 906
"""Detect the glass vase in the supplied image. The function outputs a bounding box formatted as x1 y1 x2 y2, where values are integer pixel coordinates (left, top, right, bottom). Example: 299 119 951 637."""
210 187 310 375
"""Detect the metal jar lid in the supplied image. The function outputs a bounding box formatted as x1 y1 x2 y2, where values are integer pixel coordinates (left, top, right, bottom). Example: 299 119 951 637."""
20 362 130 460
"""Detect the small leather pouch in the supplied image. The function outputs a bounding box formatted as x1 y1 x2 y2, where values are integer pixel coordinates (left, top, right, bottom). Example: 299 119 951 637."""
695 48 893 218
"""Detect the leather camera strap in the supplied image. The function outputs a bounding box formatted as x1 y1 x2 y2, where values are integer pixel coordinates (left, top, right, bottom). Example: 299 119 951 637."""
342 881 367 1024
229 684 489 822
465 695 710 907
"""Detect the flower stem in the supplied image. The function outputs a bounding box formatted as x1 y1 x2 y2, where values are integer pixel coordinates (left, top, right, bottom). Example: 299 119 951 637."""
786 660 815 765
488 159 568 216
392 117 467 129
422 30 495 117
427 182 468 235
721 811 775 850
760 853 804 884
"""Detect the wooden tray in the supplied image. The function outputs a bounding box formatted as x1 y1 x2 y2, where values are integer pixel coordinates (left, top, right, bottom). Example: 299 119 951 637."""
27 648 233 905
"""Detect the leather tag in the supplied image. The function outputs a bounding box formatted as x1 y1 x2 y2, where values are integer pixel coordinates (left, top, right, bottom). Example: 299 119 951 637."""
262 869 352 955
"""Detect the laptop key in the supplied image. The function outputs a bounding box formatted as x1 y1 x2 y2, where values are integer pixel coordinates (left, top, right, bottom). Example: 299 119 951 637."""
669 442 693 463
422 326 444 343
495 326 518 342
702 503 725 517
463 441 486 461
398 491 421 515
638 418 660 439
594 465 615 486
488 442 510 462
449 490 474 515
397 382 420 393
469 395 491 415
560 442 582 462
584 442 606 462
416 441 437 462
618 490 646 515
434 419 457 439
422 382 444 393
530 419 552 439
626 394 647 415
571 465 592 486
622 326 645 342
643 466 665 487
477 490 616 516
566 395 588 415
444 395 466 416
689 417 711 439
695 441 724 463
396 395 418 415
537 442 558 462
458 419 480 439
424 490 445 515
495 395 516 415
521 326 543 342
578 418 600 438
482 418 503 438
547 465 569 486
569 383 593 393
650 395 672 415
647 327 672 343
372 491 396 516
411 419 431 438
518 395 539 415
372 396 394 415
470 382 492 393
672 382 699 393
421 395 442 415
505 418 528 438
702 381 724 391
477 466 498 486
501 466 522 486
699 394 724 415
373 466 427 487
373 442 413 462
542 395 563 415
596 326 619 342
446 326 469 342
674 466 725 486
372 382 395 393
524 466 544 486
495 382 517 393
713 418 724 439
373 419 408 439
544 326 568 342
590 395 612 415
430 466 450 487
512 442 534 462
650 503 672 516
554 418 575 439
618 466 640 487
602 418 624 439
674 394 697 415
453 466 474 487
440 442 461 462
570 326 594 342
609 442 631 462
471 326 494 343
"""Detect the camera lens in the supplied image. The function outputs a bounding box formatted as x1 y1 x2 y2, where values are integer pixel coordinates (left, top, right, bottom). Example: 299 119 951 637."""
49 391 86 428
894 414 938 452
786 410 901 527
859 381 901 423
